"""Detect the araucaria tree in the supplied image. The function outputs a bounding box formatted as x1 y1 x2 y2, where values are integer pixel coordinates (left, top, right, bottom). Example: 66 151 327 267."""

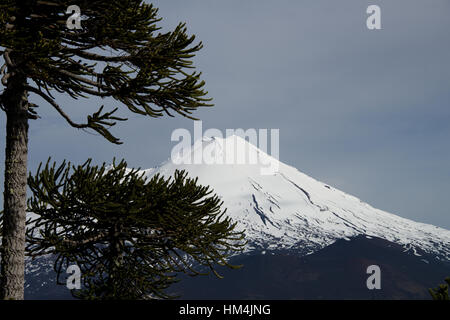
0 1 212 299
26 159 245 299
429 277 450 300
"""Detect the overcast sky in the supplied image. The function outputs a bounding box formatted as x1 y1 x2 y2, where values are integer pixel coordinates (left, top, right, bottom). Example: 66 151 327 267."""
1 0 449 229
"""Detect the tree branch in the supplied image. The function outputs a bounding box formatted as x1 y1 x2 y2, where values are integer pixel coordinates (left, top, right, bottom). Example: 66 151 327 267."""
68 48 132 62
61 232 107 247
25 85 126 144
25 85 89 129
3 49 15 68
55 68 110 92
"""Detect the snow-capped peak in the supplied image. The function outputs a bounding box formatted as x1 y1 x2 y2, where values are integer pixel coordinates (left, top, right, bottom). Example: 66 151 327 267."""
145 135 450 260
169 134 280 176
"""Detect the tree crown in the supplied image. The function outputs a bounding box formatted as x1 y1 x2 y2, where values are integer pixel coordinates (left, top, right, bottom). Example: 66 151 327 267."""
0 0 212 143
26 159 246 299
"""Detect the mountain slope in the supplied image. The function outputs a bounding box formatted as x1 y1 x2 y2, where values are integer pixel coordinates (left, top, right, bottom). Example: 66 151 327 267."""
171 235 450 300
143 135 450 260
23 134 450 299
26 235 449 300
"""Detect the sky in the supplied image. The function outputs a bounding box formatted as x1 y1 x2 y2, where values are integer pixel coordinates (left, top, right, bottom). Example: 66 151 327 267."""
1 0 450 229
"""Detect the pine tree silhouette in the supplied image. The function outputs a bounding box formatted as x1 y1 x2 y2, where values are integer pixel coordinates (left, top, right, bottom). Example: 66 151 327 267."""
1 1 212 299
26 159 246 299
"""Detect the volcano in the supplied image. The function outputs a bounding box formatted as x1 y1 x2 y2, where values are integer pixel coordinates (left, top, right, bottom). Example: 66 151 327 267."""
25 135 450 299
143 135 450 260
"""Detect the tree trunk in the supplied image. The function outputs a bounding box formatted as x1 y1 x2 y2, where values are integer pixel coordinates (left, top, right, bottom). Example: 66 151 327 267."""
1 70 28 300
108 224 124 298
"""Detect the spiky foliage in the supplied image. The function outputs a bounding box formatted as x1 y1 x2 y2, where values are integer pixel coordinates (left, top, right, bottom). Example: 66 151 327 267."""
26 159 246 299
429 277 450 300
0 0 212 142
0 0 212 299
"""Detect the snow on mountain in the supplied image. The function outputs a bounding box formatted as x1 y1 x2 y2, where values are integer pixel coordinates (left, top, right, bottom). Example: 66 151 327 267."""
142 135 450 260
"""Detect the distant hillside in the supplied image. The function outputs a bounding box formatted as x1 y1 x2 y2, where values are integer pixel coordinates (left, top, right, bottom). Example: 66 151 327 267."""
171 236 449 300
